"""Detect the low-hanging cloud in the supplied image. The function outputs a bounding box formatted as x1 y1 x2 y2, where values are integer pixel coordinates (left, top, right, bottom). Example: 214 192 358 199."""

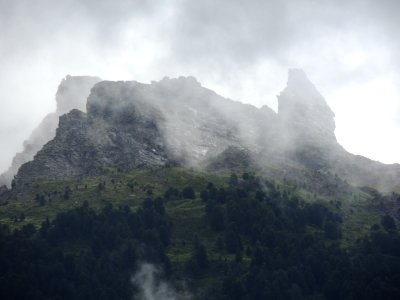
132 263 191 300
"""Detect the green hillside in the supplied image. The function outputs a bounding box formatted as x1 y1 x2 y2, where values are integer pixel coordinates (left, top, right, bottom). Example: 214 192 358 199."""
0 166 383 245
1 166 399 299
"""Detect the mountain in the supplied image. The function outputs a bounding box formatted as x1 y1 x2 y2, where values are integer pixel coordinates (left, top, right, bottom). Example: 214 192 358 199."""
0 75 101 187
12 70 400 193
14 76 276 183
1 70 400 300
278 68 336 146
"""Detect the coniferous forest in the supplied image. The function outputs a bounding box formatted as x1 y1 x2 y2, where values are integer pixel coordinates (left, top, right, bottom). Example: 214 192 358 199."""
1 171 399 299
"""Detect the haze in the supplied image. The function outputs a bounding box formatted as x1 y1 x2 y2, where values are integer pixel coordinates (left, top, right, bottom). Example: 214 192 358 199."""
1 0 400 173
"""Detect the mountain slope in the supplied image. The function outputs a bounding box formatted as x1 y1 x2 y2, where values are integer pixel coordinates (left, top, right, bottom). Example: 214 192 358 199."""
0 75 101 187
0 166 399 299
1 70 400 300
12 70 400 193
14 77 276 183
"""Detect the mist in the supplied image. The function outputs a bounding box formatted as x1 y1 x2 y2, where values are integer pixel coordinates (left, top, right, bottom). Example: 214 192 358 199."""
2 0 400 174
132 263 191 300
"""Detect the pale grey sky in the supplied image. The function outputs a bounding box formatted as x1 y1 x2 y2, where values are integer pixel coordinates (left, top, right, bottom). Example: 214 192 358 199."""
1 0 400 172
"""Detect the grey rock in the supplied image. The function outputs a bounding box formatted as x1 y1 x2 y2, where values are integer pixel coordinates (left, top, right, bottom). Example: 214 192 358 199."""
0 185 8 196
0 75 101 187
15 77 276 183
206 146 255 171
12 71 400 192
278 68 336 146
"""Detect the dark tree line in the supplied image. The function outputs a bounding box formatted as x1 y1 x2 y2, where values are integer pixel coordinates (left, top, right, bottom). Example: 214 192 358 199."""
1 172 400 299
198 173 400 300
0 199 171 300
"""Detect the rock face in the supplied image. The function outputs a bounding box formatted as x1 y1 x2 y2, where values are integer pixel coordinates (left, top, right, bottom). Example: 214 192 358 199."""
206 146 254 171
17 108 168 181
0 75 101 187
15 77 277 183
12 71 400 192
278 69 336 146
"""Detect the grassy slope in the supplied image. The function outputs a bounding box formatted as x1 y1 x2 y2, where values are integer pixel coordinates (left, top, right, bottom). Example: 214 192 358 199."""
0 166 384 257
0 167 221 228
0 166 388 297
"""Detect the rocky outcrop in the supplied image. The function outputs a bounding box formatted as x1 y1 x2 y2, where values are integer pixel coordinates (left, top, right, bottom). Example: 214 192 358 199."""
278 69 336 146
87 78 278 163
12 71 400 192
206 146 255 171
16 107 168 182
274 70 400 191
15 77 277 183
0 75 101 187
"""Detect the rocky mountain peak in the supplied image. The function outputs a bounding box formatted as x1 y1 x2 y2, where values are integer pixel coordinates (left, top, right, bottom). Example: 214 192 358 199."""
156 76 201 89
0 76 101 187
9 71 400 192
278 69 336 145
286 69 318 95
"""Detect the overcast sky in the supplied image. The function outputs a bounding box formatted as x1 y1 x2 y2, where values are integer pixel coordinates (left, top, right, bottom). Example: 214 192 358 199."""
1 0 400 172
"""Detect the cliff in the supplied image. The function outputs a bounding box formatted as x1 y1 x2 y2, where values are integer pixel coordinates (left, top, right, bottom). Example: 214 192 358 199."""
278 69 336 146
0 76 101 187
15 77 276 182
12 71 400 192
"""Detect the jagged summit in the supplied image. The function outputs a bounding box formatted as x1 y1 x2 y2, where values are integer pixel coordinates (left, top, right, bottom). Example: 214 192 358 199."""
0 75 101 187
285 69 321 98
14 76 276 183
278 69 336 145
8 71 400 192
156 76 202 89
